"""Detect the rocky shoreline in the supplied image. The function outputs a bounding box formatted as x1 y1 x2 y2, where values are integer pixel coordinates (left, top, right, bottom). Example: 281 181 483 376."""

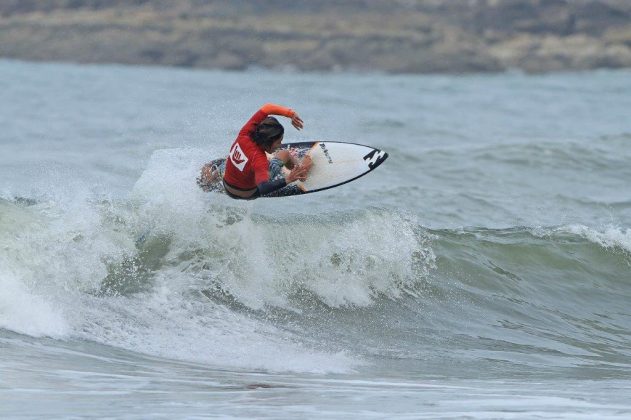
1 0 630 74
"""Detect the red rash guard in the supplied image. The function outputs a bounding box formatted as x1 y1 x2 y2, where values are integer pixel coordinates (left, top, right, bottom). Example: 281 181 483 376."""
223 104 295 191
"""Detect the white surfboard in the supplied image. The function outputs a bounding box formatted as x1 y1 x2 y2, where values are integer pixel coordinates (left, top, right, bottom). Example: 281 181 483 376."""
197 141 388 198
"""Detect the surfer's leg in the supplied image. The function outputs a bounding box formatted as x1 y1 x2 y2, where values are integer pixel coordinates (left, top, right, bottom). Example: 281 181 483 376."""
268 157 285 181
197 159 226 191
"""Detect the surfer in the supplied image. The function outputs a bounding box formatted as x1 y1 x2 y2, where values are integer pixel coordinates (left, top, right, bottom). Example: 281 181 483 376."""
198 103 312 198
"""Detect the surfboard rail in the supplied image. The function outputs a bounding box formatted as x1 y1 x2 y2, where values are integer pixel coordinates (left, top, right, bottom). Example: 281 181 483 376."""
198 141 388 198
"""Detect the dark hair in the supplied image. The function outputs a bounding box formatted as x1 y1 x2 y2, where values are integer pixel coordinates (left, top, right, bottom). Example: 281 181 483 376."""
251 117 284 147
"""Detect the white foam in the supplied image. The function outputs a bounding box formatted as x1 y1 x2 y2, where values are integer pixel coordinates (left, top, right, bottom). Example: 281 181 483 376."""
0 195 131 337
563 224 631 253
0 272 70 338
203 210 436 309
0 200 69 337
0 151 433 373
1 180 360 373
76 278 358 374
132 148 220 208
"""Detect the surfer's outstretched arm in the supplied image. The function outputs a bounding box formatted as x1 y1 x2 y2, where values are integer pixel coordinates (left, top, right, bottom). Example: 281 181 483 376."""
260 104 303 130
239 103 303 137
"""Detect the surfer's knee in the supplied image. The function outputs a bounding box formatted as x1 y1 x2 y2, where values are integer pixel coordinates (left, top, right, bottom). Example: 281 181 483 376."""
275 149 291 163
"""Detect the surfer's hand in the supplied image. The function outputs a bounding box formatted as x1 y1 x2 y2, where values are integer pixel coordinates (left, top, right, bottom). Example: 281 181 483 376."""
299 155 312 173
285 155 312 183
286 166 308 183
291 114 304 130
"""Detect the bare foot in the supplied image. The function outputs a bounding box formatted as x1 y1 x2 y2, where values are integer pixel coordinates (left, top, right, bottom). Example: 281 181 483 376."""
200 164 219 184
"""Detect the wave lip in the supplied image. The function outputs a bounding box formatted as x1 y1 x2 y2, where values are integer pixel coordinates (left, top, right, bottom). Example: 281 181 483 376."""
561 224 631 254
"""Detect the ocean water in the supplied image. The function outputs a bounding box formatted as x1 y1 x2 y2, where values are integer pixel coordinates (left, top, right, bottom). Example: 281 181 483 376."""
1 58 631 418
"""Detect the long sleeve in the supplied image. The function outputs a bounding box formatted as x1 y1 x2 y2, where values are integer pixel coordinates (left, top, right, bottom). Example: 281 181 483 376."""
260 103 295 118
257 178 288 196
238 103 295 137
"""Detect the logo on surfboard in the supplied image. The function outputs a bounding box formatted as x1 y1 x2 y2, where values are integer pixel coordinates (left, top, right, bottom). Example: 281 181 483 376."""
230 143 248 171
319 142 333 164
363 149 387 169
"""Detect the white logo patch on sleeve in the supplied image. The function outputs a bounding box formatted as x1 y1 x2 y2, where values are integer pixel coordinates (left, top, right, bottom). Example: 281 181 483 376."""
229 143 248 172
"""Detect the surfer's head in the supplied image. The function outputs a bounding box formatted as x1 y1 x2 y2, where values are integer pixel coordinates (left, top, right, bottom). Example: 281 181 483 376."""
252 117 284 151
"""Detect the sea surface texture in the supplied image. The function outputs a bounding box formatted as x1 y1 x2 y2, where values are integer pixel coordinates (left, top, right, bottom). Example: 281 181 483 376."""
1 60 630 418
